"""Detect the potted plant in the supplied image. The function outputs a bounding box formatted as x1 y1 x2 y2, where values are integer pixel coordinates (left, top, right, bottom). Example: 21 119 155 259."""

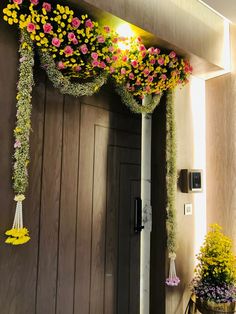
191 224 236 314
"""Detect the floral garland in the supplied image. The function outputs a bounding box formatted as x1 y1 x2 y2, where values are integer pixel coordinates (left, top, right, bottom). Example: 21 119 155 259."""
39 49 108 97
165 91 180 286
2 0 192 247
5 28 33 245
3 1 192 112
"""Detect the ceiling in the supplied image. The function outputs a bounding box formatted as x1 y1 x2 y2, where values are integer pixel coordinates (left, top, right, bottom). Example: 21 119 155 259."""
200 0 236 23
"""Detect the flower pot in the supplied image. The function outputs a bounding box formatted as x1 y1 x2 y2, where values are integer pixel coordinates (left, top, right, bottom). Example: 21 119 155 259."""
196 298 236 314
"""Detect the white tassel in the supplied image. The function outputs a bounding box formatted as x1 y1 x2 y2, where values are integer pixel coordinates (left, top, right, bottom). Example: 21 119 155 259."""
5 195 30 245
166 252 180 286
12 201 23 229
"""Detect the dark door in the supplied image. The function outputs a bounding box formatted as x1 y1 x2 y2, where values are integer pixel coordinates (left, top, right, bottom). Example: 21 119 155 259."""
74 103 141 314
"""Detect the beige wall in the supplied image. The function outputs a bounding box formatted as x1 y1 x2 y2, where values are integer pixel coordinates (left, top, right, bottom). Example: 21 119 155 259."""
206 24 236 245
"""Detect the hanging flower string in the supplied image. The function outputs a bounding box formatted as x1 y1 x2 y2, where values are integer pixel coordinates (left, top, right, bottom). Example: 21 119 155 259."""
3 1 192 113
165 91 180 286
5 29 34 245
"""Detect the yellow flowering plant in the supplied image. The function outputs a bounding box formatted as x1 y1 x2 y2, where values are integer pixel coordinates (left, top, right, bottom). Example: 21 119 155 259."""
192 224 236 304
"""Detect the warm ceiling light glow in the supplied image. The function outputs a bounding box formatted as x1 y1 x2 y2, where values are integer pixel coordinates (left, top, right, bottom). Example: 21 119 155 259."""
116 24 134 51
116 23 133 38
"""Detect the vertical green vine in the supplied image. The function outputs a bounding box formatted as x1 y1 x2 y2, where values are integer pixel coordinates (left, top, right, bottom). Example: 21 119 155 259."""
165 90 180 286
5 29 34 245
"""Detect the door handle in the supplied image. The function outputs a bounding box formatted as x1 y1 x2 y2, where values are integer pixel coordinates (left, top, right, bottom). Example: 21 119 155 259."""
134 197 144 233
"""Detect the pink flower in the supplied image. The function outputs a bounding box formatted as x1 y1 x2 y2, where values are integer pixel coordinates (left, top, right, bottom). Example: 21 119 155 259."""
116 48 122 55
160 74 167 80
122 55 128 62
147 76 154 82
43 23 53 34
104 26 110 33
158 57 164 65
112 55 118 62
13 0 22 4
72 17 81 29
74 65 81 72
64 45 74 56
109 66 115 73
150 58 156 65
91 52 98 60
141 51 146 58
14 140 21 148
30 0 38 4
92 60 99 67
121 68 126 75
129 73 135 80
154 48 161 55
106 56 111 63
72 38 78 45
52 37 61 47
184 61 193 74
145 86 151 92
27 22 36 33
42 2 51 12
131 60 138 68
80 44 88 54
68 32 76 41
148 47 155 55
57 61 65 70
97 35 105 43
143 68 150 76
108 46 114 52
169 51 176 58
135 79 141 86
166 276 180 286
139 44 146 52
85 19 94 29
137 36 142 43
99 62 106 69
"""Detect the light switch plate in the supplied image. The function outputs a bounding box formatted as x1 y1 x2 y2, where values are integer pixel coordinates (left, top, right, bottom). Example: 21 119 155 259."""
184 203 192 215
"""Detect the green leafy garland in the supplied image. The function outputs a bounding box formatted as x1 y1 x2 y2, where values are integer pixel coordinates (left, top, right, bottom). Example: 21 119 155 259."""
165 90 179 286
115 84 162 114
39 49 108 97
5 28 33 245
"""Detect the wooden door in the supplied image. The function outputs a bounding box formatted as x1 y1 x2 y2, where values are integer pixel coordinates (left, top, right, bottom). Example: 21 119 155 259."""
74 103 141 314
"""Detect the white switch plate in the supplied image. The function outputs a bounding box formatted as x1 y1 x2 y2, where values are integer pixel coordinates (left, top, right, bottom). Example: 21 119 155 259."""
184 203 193 215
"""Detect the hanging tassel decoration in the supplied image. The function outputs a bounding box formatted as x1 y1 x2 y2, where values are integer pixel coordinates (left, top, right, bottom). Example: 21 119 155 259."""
166 252 180 286
5 29 34 245
5 195 30 245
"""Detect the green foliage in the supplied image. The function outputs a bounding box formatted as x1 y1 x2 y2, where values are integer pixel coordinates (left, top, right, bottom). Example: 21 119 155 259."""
166 90 178 253
13 29 34 195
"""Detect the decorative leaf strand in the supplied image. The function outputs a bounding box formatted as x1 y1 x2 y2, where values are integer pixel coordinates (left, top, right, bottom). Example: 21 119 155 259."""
166 90 177 254
13 29 34 195
115 84 162 113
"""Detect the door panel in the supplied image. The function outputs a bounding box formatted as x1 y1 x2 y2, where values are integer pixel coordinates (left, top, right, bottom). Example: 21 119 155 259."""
75 104 141 314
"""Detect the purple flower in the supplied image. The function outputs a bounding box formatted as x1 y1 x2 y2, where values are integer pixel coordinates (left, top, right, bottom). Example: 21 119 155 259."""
166 276 180 286
14 140 21 148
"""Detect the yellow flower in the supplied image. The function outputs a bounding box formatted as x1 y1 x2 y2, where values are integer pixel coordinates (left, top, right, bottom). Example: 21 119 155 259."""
14 194 25 202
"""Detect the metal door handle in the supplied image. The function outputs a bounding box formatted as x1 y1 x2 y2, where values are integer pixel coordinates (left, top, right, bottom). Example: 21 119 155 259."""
134 197 144 233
